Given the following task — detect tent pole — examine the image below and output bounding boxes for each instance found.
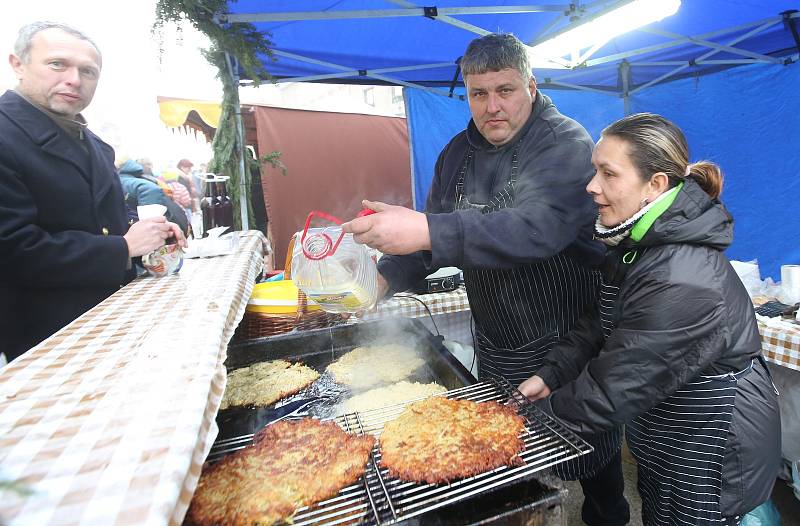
[386,0,490,37]
[587,15,784,68]
[448,58,462,98]
[224,51,249,230]
[620,60,631,115]
[783,10,800,53]
[631,19,779,95]
[640,27,781,64]
[542,79,617,95]
[272,49,459,98]
[223,5,564,23]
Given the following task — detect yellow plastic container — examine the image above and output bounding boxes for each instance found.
[245,280,320,314]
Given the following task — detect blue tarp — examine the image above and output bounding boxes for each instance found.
[404,88,470,210]
[405,60,800,279]
[629,62,800,280]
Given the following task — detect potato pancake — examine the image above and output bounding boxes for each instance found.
[220,359,319,410]
[339,381,447,415]
[380,397,526,484]
[187,419,375,526]
[327,344,424,389]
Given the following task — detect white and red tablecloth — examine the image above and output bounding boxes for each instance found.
[758,317,800,372]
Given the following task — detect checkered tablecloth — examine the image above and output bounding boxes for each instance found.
[0,231,267,526]
[362,285,470,320]
[758,318,800,372]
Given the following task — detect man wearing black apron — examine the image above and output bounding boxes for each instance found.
[343,33,629,525]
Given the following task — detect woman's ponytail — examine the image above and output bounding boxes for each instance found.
[686,161,723,199]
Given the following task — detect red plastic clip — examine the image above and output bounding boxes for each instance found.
[356,208,376,218]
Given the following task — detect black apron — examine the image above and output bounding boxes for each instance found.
[627,370,745,526]
[455,143,620,480]
[607,249,753,525]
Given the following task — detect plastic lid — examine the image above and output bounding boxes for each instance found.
[246,280,320,314]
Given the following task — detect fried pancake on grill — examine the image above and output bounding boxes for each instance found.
[327,344,424,389]
[339,381,447,415]
[380,397,526,484]
[220,359,319,410]
[187,419,375,526]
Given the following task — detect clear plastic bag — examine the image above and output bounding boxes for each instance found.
[291,211,378,314]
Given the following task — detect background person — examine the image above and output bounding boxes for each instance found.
[0,21,184,363]
[177,157,200,210]
[343,33,628,525]
[158,168,193,220]
[520,112,781,525]
[118,159,190,235]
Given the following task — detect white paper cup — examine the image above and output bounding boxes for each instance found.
[137,204,167,220]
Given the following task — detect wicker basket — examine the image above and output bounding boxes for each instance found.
[232,234,342,342]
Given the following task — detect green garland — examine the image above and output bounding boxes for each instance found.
[154,0,275,230]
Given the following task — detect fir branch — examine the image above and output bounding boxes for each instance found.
[258,151,287,176]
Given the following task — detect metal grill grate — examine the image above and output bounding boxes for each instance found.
[206,377,592,525]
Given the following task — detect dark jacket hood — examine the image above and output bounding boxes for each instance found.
[636,178,733,251]
[118,159,144,177]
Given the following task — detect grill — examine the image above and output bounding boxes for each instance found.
[207,376,591,525]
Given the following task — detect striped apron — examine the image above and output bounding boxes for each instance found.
[455,143,621,480]
[606,250,746,525]
[627,368,751,526]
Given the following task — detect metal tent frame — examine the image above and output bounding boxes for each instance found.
[219,1,800,106]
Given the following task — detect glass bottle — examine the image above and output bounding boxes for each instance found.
[215,176,234,230]
[200,175,216,237]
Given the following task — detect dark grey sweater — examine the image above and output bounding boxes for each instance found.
[379,92,603,292]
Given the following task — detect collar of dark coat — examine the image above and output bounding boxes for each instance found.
[0,90,116,206]
[1,90,82,150]
[13,89,88,141]
[465,91,551,151]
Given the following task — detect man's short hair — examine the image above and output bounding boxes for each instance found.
[460,33,532,81]
[177,159,194,169]
[14,21,102,65]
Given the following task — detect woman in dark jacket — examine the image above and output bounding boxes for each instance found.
[520,113,781,525]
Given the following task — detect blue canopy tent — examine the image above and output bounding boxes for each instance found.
[219,1,800,279]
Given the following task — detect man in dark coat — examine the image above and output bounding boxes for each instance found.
[0,22,184,364]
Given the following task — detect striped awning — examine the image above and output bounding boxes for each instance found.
[158,99,222,128]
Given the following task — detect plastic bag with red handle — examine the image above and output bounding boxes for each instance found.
[290,210,378,313]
